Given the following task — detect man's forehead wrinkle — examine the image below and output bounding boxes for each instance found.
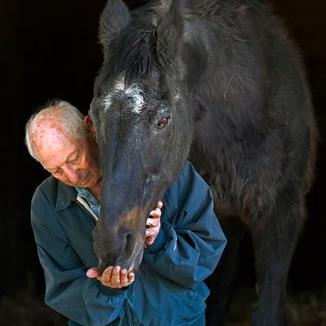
[43,148,77,171]
[38,134,79,171]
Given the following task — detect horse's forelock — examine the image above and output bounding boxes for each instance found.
[112,27,159,82]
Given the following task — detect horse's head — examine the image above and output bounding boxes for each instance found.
[89,0,193,271]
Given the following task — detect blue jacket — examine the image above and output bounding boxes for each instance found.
[31,161,226,326]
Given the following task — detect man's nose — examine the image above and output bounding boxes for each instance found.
[64,166,80,184]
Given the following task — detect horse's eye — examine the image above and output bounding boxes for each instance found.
[157,117,169,129]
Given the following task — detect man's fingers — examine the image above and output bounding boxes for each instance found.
[120,269,128,285]
[99,265,135,288]
[146,217,159,228]
[101,266,113,284]
[127,271,135,284]
[145,236,155,246]
[86,267,101,279]
[149,201,163,217]
[149,209,161,219]
[110,266,121,286]
[146,201,162,246]
[146,225,159,237]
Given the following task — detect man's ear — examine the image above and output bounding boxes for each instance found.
[84,115,97,140]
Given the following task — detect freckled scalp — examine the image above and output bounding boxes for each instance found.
[25,100,87,161]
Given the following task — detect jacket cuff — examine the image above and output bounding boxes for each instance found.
[98,283,128,296]
[145,227,166,253]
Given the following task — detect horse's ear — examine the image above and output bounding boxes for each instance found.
[99,0,130,52]
[156,0,184,70]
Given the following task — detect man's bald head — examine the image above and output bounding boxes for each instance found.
[25,100,87,161]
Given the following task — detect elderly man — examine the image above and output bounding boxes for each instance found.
[26,100,226,326]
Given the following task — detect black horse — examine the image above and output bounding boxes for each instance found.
[89,0,317,325]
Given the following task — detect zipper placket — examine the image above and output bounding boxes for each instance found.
[75,194,99,222]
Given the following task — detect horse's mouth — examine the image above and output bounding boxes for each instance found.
[98,243,144,272]
[118,245,144,272]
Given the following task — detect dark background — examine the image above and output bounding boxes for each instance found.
[0,0,325,324]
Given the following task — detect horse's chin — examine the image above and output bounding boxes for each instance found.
[122,243,144,272]
[99,242,144,273]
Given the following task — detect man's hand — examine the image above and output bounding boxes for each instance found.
[86,200,163,287]
[145,201,163,246]
[86,266,135,289]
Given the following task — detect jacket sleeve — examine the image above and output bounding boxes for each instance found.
[31,188,127,326]
[143,162,227,289]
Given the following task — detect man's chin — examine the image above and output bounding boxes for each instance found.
[67,175,98,189]
[68,179,89,188]
[76,181,90,188]
[75,175,91,188]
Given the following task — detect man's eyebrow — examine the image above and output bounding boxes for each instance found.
[45,150,79,171]
[66,150,79,161]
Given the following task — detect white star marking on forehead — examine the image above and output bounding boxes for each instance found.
[103,74,145,115]
[103,94,113,111]
[125,85,144,114]
[114,75,126,92]
[103,75,126,111]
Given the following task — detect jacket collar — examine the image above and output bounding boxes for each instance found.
[55,179,78,212]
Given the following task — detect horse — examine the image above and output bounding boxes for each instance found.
[88,0,317,325]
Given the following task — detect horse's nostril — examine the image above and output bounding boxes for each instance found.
[125,233,134,253]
